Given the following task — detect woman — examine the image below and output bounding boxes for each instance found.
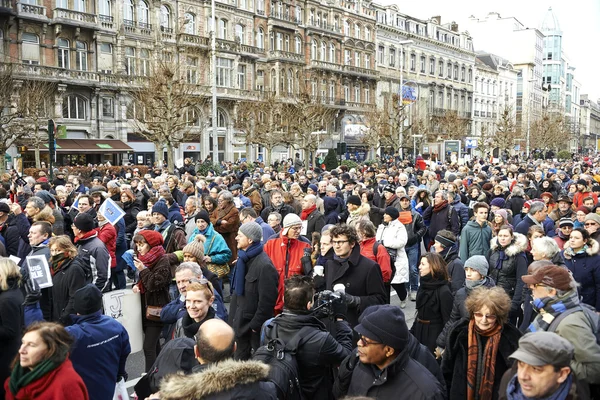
[468,185,487,209]
[411,253,453,353]
[283,191,301,215]
[525,225,545,263]
[173,280,216,339]
[574,206,589,229]
[561,227,600,311]
[540,192,556,214]
[442,287,521,400]
[189,211,232,275]
[376,207,409,307]
[132,230,171,371]
[4,322,88,399]
[209,191,240,267]
[432,230,465,294]
[490,209,511,237]
[487,226,528,322]
[180,234,227,299]
[202,195,217,214]
[121,188,141,239]
[0,259,23,398]
[357,220,392,298]
[289,183,305,204]
[49,236,87,325]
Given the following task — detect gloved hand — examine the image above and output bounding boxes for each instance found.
[343,293,361,309]
[23,278,41,306]
[331,295,347,320]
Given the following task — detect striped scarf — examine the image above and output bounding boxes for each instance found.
[527,289,580,333]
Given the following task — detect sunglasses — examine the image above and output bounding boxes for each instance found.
[358,334,383,347]
[189,278,213,296]
[473,312,497,321]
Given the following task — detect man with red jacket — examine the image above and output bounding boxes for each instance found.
[572,178,598,208]
[264,213,311,314]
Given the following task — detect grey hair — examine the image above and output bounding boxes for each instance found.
[268,212,282,222]
[399,173,408,180]
[219,190,233,202]
[436,190,447,199]
[511,186,524,197]
[528,201,546,215]
[175,262,203,277]
[304,194,317,204]
[27,196,46,210]
[326,185,337,193]
[531,237,560,260]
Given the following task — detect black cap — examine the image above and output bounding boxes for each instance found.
[73,284,103,315]
[74,212,96,232]
[384,206,399,220]
[229,184,242,191]
[355,305,408,349]
[347,195,361,206]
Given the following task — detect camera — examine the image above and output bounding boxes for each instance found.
[313,290,343,319]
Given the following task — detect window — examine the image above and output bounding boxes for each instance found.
[354,23,360,39]
[447,62,452,78]
[216,57,232,87]
[295,36,302,54]
[420,55,425,73]
[125,47,135,75]
[256,0,264,13]
[99,0,111,16]
[76,41,87,71]
[235,24,244,43]
[238,0,245,9]
[184,13,195,34]
[311,80,317,96]
[343,20,349,35]
[309,9,314,25]
[74,0,85,12]
[377,46,384,64]
[365,27,370,41]
[100,42,112,53]
[365,54,370,69]
[56,0,67,8]
[311,40,317,60]
[186,57,198,84]
[276,32,282,50]
[344,49,351,64]
[63,95,86,119]
[354,85,360,102]
[57,38,69,69]
[453,64,458,80]
[295,6,301,23]
[238,64,246,89]
[334,16,339,31]
[429,57,435,74]
[140,49,149,76]
[438,60,443,76]
[22,33,39,65]
[409,53,415,71]
[102,98,114,118]
[320,42,326,61]
[389,48,395,67]
[328,43,335,62]
[218,19,227,39]
[343,84,349,100]
[123,0,133,21]
[354,52,360,67]
[138,0,149,24]
[364,85,370,103]
[160,5,170,29]
[287,70,293,94]
[256,28,264,49]
[284,34,289,51]
[461,66,465,81]
[186,108,200,126]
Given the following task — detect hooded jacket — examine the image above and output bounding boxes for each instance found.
[0,213,30,261]
[562,239,600,311]
[75,233,111,292]
[189,223,232,266]
[487,233,528,310]
[459,220,493,261]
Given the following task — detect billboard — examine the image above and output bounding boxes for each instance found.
[344,124,368,144]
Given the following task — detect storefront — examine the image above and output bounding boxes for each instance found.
[24,139,133,167]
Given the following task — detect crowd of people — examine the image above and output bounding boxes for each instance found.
[0,153,599,399]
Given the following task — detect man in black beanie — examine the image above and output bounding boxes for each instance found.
[73,212,111,292]
[65,284,131,400]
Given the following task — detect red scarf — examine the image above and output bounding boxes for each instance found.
[433,200,449,213]
[466,319,503,400]
[385,194,398,206]
[73,230,97,243]
[300,204,316,220]
[137,246,166,293]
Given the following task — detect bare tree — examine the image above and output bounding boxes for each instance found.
[128,61,206,171]
[435,110,469,141]
[363,93,411,155]
[530,112,571,156]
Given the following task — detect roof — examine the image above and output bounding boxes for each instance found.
[540,7,562,35]
[37,139,133,153]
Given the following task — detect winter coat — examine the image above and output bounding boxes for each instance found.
[4,358,88,400]
[400,207,427,247]
[459,220,493,261]
[0,278,23,399]
[51,256,87,325]
[122,200,141,236]
[0,213,30,260]
[302,208,325,241]
[167,202,184,224]
[160,359,277,400]
[359,237,392,283]
[96,222,117,268]
[451,196,470,228]
[323,197,341,225]
[229,251,279,336]
[23,244,51,320]
[441,319,521,400]
[514,214,542,236]
[423,203,461,242]
[243,186,263,215]
[562,240,600,311]
[324,245,387,327]
[211,202,240,264]
[184,212,198,239]
[138,255,172,327]
[505,195,525,218]
[412,279,453,353]
[345,204,370,228]
[75,233,111,292]
[376,220,409,284]
[159,221,187,255]
[333,348,446,400]
[66,311,131,400]
[442,246,466,295]
[171,188,188,208]
[260,203,295,225]
[190,223,232,266]
[264,312,353,400]
[406,332,446,389]
[487,233,529,312]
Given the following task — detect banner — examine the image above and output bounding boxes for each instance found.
[99,198,126,226]
[26,255,52,289]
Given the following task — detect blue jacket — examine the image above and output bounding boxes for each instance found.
[168,202,184,224]
[66,311,131,400]
[451,196,470,229]
[256,216,276,245]
[189,224,232,265]
[160,293,228,337]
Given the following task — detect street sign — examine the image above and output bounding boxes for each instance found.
[465,139,478,149]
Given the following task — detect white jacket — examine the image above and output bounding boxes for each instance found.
[376,219,409,284]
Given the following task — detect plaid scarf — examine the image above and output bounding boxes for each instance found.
[467,319,503,400]
[527,289,580,333]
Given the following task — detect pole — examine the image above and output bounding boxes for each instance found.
[399,46,404,160]
[211,0,218,164]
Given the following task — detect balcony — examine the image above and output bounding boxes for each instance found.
[342,65,378,79]
[1,0,15,15]
[178,33,209,48]
[124,20,152,36]
[346,101,375,109]
[306,21,342,36]
[16,2,48,22]
[160,26,175,42]
[309,59,342,72]
[99,14,114,29]
[53,8,98,29]
[256,9,265,16]
[215,87,261,100]
[3,63,99,84]
[268,11,298,30]
[269,50,304,63]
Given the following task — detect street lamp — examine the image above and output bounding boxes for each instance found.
[398,39,413,159]
[211,0,218,163]
[526,78,537,157]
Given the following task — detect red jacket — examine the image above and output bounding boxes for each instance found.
[4,358,89,400]
[264,233,311,314]
[572,191,598,208]
[96,223,117,268]
[359,237,392,283]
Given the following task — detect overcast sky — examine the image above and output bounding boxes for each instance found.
[375,0,600,101]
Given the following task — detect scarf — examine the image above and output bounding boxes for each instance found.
[415,274,449,310]
[137,246,166,294]
[494,240,513,270]
[300,204,316,220]
[433,200,449,213]
[466,319,503,400]
[563,244,588,259]
[182,307,215,338]
[73,230,97,244]
[9,357,63,395]
[50,253,70,276]
[385,194,398,206]
[398,211,413,225]
[527,289,580,333]
[465,279,484,289]
[506,372,572,400]
[232,242,263,296]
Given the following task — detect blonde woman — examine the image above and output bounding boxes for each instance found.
[0,258,23,398]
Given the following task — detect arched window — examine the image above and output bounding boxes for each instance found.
[123,0,133,21]
[217,109,227,127]
[287,69,293,94]
[57,38,69,69]
[63,95,87,119]
[99,0,111,16]
[125,46,136,75]
[365,26,371,41]
[311,40,317,60]
[184,13,195,34]
[320,41,325,61]
[354,23,360,39]
[270,69,276,91]
[75,41,87,71]
[328,43,335,62]
[295,36,302,54]
[343,19,349,35]
[137,0,148,24]
[256,28,264,49]
[186,108,201,126]
[218,19,227,39]
[160,5,170,29]
[235,24,244,43]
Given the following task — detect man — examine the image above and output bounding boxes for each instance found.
[300,194,324,240]
[459,202,492,260]
[333,305,445,399]
[584,213,600,242]
[159,319,276,399]
[24,196,46,221]
[230,184,251,210]
[267,212,282,234]
[167,175,188,206]
[522,265,600,385]
[263,275,353,400]
[239,207,274,245]
[515,201,548,236]
[0,201,30,259]
[423,190,461,247]
[162,194,184,224]
[264,213,312,314]
[229,222,278,360]
[66,284,131,400]
[549,196,574,225]
[260,189,295,224]
[77,194,97,219]
[183,196,199,239]
[210,191,240,265]
[26,221,53,320]
[35,190,67,236]
[320,224,386,328]
[152,200,187,254]
[573,178,598,208]
[242,177,262,215]
[73,212,111,292]
[499,331,589,400]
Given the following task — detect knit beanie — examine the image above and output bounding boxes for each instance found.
[152,200,169,219]
[195,210,211,225]
[73,284,103,315]
[74,212,96,232]
[139,230,164,247]
[585,213,600,225]
[347,195,361,207]
[239,221,263,243]
[308,184,318,193]
[577,179,588,186]
[384,207,399,220]
[490,198,506,208]
[283,213,302,228]
[183,235,206,260]
[355,305,408,350]
[464,255,489,277]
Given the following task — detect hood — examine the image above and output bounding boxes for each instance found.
[490,232,528,256]
[563,238,600,259]
[323,197,338,213]
[355,202,370,216]
[160,359,270,400]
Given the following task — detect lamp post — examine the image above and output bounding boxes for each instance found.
[398,39,413,160]
[211,0,218,164]
[526,78,537,157]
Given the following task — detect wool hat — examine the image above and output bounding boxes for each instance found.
[521,265,572,291]
[152,200,169,219]
[239,221,263,243]
[195,210,211,225]
[138,230,164,247]
[183,235,206,260]
[493,209,508,221]
[557,196,572,204]
[510,332,574,368]
[307,184,318,193]
[35,190,56,205]
[0,202,10,214]
[283,213,302,228]
[355,305,409,350]
[74,212,96,232]
[464,255,489,277]
[558,218,574,228]
[585,213,600,225]
[384,206,399,220]
[490,198,506,208]
[576,206,590,215]
[383,185,396,194]
[577,179,588,186]
[73,284,103,315]
[347,195,361,206]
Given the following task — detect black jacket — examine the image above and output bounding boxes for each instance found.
[333,348,446,400]
[487,233,528,313]
[406,333,446,389]
[122,200,141,236]
[51,257,88,324]
[0,213,30,260]
[441,245,465,295]
[260,203,295,225]
[401,208,427,247]
[423,203,461,242]
[171,188,188,208]
[324,245,387,328]
[0,278,23,399]
[303,209,324,241]
[229,251,279,335]
[264,312,352,400]
[412,279,453,353]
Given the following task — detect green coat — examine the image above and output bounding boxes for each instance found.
[458,220,492,261]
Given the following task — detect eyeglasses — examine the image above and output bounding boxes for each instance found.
[585,222,598,226]
[358,334,382,347]
[331,240,349,246]
[473,312,497,321]
[189,278,213,296]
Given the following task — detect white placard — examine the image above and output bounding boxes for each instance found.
[26,255,53,289]
[103,289,144,353]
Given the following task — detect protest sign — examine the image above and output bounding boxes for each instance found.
[26,255,53,289]
[99,197,126,226]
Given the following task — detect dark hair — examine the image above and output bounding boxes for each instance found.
[133,233,148,244]
[270,189,283,199]
[526,225,543,239]
[571,227,591,242]
[36,182,52,191]
[14,322,73,367]
[330,224,359,245]
[473,202,490,213]
[422,253,449,281]
[147,196,158,206]
[195,328,235,363]
[77,194,93,205]
[499,225,515,237]
[239,207,257,219]
[355,220,376,239]
[162,193,175,206]
[436,229,456,243]
[202,195,218,210]
[32,221,53,239]
[284,275,315,312]
[359,189,373,202]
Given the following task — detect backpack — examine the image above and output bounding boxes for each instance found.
[253,322,315,400]
[373,241,397,278]
[447,205,461,233]
[548,303,600,345]
[134,338,197,400]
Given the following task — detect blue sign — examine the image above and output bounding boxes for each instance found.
[399,85,417,104]
[99,198,126,226]
[465,139,478,149]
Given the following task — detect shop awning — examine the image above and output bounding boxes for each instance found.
[37,139,133,153]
